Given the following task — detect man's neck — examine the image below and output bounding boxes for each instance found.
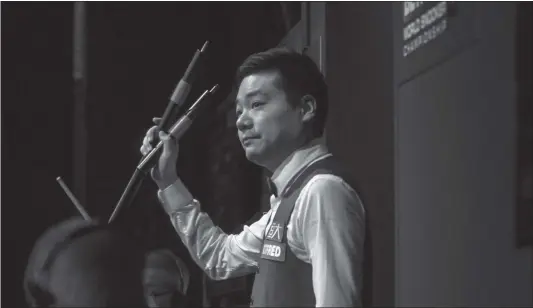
[265,135,312,174]
[263,136,328,198]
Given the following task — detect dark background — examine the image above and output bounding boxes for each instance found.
[1,2,299,307]
[3,2,532,307]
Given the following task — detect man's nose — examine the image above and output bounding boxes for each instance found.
[236,112,252,131]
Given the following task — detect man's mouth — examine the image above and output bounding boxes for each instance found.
[241,136,259,145]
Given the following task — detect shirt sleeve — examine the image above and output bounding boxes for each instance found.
[298,174,366,307]
[158,177,270,280]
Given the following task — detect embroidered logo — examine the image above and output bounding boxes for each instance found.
[266,222,284,242]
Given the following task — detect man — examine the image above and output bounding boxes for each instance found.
[144,248,191,308]
[24,217,147,307]
[141,47,366,307]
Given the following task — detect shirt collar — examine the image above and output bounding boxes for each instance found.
[268,137,330,197]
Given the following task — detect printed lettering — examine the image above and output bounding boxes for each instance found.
[262,244,280,257]
[403,16,447,57]
[272,246,281,257]
[404,1,424,18]
[262,244,272,256]
[260,240,286,262]
[403,1,447,41]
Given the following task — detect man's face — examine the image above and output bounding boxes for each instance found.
[235,70,304,170]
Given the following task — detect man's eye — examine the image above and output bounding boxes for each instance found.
[251,101,264,108]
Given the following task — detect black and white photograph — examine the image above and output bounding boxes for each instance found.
[1,1,532,307]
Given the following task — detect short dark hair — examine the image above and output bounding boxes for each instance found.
[24,217,147,307]
[235,47,328,137]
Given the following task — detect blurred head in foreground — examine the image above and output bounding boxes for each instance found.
[143,248,190,308]
[24,217,147,307]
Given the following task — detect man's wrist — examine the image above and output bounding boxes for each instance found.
[158,176,195,214]
[157,174,179,190]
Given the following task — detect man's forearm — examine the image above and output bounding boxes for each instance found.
[158,178,259,280]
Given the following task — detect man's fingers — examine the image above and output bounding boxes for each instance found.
[147,125,158,136]
[159,131,178,159]
[159,131,171,157]
[153,117,162,125]
[158,131,171,142]
[146,126,160,144]
[142,135,153,149]
[141,125,160,156]
[158,131,176,146]
[150,167,158,182]
[140,145,150,156]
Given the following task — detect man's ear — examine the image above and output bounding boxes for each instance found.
[300,94,317,123]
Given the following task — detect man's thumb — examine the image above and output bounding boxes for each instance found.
[159,131,177,158]
[153,117,162,125]
[150,167,158,182]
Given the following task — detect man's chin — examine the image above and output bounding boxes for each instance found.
[244,148,266,165]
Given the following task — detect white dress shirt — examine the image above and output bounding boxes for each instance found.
[158,139,366,307]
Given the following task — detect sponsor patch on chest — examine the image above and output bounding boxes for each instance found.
[260,240,286,262]
[265,222,284,242]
